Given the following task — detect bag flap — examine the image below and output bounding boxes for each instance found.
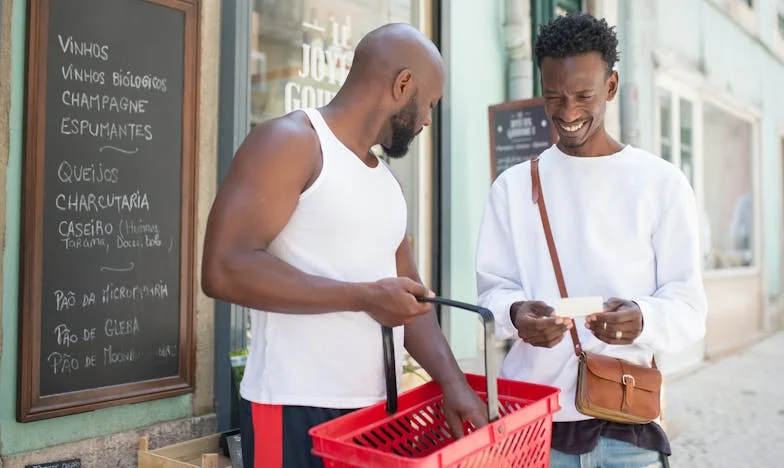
[583,353,661,392]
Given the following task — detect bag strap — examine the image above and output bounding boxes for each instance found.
[531,158,582,357]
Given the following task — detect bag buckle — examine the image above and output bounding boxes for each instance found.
[622,374,635,387]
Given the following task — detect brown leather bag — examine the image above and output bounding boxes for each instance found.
[531,157,661,424]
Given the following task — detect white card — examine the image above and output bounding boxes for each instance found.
[553,296,603,318]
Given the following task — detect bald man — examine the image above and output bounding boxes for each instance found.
[202,23,487,468]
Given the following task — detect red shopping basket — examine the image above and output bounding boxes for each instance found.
[310,297,561,467]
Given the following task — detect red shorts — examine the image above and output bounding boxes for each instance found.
[251,403,355,468]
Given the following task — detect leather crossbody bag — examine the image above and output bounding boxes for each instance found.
[530,157,662,424]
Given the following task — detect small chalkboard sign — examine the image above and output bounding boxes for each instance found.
[488,98,557,180]
[18,0,199,422]
[26,459,81,468]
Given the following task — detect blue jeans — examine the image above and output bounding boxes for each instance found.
[550,437,664,468]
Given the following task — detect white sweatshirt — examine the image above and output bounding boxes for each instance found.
[476,144,707,422]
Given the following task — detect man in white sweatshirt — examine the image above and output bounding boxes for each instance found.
[476,13,707,468]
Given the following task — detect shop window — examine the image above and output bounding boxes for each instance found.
[656,89,695,187]
[702,103,754,270]
[250,0,417,127]
[656,83,757,271]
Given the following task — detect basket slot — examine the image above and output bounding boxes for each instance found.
[387,423,404,439]
[405,437,425,455]
[380,425,397,441]
[360,434,379,449]
[397,442,415,457]
[395,419,413,435]
[387,407,454,458]
[369,430,388,446]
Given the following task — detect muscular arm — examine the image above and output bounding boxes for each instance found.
[202,114,366,313]
[202,113,430,326]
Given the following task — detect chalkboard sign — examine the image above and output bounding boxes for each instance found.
[18,0,198,422]
[488,98,557,180]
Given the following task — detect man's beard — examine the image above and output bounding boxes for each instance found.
[382,95,419,159]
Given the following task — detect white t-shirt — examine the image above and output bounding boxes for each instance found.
[476,144,707,422]
[240,108,407,409]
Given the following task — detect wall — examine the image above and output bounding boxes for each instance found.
[0,0,220,464]
[445,0,506,362]
[621,0,784,355]
[655,0,784,304]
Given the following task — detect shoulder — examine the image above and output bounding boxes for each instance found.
[227,110,322,184]
[239,110,320,159]
[624,146,691,189]
[622,147,696,214]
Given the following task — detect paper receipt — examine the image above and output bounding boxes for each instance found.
[553,296,603,318]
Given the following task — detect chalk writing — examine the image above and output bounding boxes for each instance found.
[57,34,109,61]
[59,117,153,140]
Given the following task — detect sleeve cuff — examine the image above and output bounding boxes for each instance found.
[633,298,657,348]
[489,292,528,339]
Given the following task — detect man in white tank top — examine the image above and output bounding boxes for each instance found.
[203,23,487,468]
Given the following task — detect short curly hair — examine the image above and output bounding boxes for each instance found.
[534,13,619,75]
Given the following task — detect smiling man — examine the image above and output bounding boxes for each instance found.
[475,13,706,468]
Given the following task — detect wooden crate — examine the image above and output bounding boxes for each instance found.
[138,434,233,468]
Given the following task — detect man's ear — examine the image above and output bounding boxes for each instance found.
[606,70,619,101]
[393,69,413,101]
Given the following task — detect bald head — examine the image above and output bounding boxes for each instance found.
[348,23,444,84]
[328,23,445,159]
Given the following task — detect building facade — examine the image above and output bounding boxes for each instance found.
[0,0,782,466]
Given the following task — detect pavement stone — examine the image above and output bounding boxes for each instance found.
[666,331,784,467]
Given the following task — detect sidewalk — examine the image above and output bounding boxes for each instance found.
[665,331,784,467]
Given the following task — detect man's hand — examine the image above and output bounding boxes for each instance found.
[511,301,573,348]
[442,381,488,438]
[362,278,433,327]
[585,298,643,345]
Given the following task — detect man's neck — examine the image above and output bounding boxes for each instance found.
[321,98,384,161]
[558,130,624,158]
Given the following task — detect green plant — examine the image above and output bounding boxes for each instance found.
[402,354,428,382]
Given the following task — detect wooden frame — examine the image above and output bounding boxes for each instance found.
[138,434,229,468]
[487,97,557,181]
[18,0,200,422]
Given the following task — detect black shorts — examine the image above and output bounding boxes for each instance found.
[252,402,356,468]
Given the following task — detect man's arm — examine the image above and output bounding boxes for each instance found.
[630,173,708,353]
[398,238,488,435]
[476,175,529,339]
[588,172,707,351]
[201,113,429,326]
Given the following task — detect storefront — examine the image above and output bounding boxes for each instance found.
[625,0,784,372]
[3,0,781,465]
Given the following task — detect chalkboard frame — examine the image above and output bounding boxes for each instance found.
[17,0,199,422]
[487,97,558,181]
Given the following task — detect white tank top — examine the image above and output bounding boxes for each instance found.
[239,108,408,408]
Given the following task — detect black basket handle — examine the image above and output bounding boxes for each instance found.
[383,296,500,422]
